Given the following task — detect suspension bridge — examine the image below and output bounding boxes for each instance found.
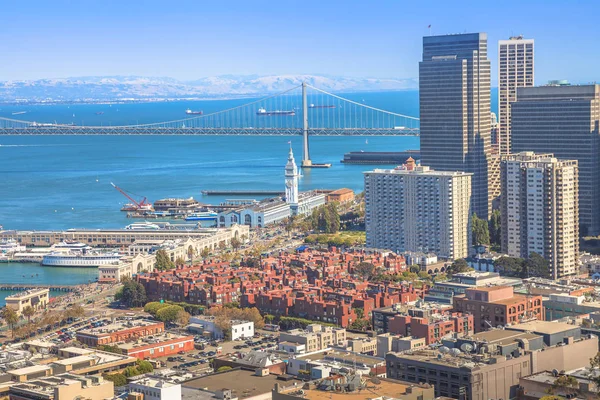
[0,83,419,166]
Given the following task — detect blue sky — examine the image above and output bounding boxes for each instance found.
[1,0,598,84]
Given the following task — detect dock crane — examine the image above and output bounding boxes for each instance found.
[111,182,153,211]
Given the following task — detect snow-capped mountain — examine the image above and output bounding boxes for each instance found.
[0,74,418,102]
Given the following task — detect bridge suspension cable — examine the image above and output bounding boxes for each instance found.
[0,83,419,136]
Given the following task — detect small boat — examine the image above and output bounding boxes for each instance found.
[95,112,104,115]
[365,139,369,144]
[12,111,26,115]
[256,108,295,116]
[185,109,203,115]
[308,104,336,109]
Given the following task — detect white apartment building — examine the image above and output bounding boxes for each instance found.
[364,160,472,260]
[189,316,254,340]
[498,36,534,155]
[500,152,579,279]
[129,377,181,400]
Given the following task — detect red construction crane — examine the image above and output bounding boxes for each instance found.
[111,182,152,211]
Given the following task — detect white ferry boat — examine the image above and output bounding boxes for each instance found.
[185,212,218,221]
[42,250,122,267]
[125,222,161,230]
[51,241,90,251]
[0,239,26,254]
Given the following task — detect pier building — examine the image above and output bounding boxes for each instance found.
[0,224,248,249]
[5,288,49,315]
[217,148,326,228]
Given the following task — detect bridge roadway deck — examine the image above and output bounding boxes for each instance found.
[0,127,419,136]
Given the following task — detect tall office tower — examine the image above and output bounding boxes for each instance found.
[364,160,472,260]
[498,36,534,155]
[420,33,492,220]
[500,152,579,279]
[511,84,600,235]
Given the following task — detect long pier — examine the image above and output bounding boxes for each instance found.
[0,284,77,292]
[201,190,284,196]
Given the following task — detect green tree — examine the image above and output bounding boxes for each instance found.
[155,249,175,271]
[354,307,364,320]
[123,366,140,378]
[175,256,186,266]
[98,344,123,354]
[418,271,431,280]
[409,265,421,274]
[217,366,232,373]
[494,256,525,277]
[64,304,85,320]
[201,247,210,258]
[525,252,550,279]
[187,246,196,262]
[118,280,147,308]
[144,302,168,316]
[230,236,242,250]
[349,318,371,331]
[550,375,579,397]
[489,210,501,246]
[472,213,490,246]
[284,215,296,237]
[136,360,154,374]
[354,262,375,280]
[155,305,186,323]
[103,373,127,387]
[589,352,600,386]
[447,259,470,276]
[22,306,35,324]
[0,307,19,338]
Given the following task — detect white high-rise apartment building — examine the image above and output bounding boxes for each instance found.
[364,159,472,260]
[500,152,579,279]
[498,36,534,155]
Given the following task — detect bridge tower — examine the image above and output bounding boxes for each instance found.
[301,82,311,167]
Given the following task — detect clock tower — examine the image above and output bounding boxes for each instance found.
[285,144,299,215]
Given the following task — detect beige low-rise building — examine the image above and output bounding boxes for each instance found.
[9,373,113,400]
[279,325,346,353]
[5,288,49,315]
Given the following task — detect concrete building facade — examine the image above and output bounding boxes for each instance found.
[500,152,579,278]
[453,286,544,332]
[419,32,492,219]
[5,288,49,315]
[365,163,472,260]
[498,36,534,155]
[511,84,600,235]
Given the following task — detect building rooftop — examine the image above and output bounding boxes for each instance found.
[9,364,52,376]
[182,368,282,397]
[131,377,179,389]
[298,350,384,368]
[329,188,353,195]
[508,320,578,335]
[52,355,95,366]
[470,329,540,345]
[297,378,427,400]
[77,319,161,337]
[5,288,49,300]
[117,332,191,350]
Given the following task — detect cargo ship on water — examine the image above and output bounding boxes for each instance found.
[256,108,295,116]
[185,109,203,115]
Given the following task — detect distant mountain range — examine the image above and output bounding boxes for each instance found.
[0,75,418,103]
